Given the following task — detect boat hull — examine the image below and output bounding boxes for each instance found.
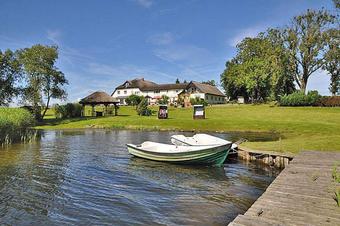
[127,144,230,166]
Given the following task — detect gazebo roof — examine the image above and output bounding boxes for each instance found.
[79,91,119,104]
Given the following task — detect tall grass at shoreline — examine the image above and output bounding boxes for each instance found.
[0,108,36,146]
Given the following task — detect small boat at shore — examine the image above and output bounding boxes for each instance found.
[126,141,231,166]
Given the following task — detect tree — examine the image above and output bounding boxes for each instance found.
[0,49,22,106]
[283,9,336,93]
[136,98,151,116]
[220,60,249,100]
[202,80,216,86]
[221,31,295,102]
[175,78,180,84]
[158,95,169,105]
[323,28,340,95]
[18,44,68,120]
[125,94,143,108]
[183,80,188,83]
[262,29,296,99]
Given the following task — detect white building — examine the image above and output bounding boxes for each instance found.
[183,81,226,104]
[111,78,226,105]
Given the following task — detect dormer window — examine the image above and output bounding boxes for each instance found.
[125,83,129,88]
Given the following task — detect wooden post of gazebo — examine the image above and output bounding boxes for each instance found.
[104,104,108,116]
[91,104,95,117]
[79,91,120,117]
[114,104,118,116]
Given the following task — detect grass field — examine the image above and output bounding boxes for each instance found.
[36,105,340,154]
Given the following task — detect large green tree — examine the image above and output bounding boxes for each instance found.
[221,30,295,102]
[323,28,340,95]
[18,45,68,120]
[283,9,336,93]
[0,49,22,106]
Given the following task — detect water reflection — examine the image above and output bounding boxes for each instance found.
[0,130,279,226]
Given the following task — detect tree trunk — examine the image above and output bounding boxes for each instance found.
[300,73,309,94]
[41,95,51,120]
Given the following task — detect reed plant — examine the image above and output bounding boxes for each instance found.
[335,189,340,207]
[0,107,36,146]
[332,163,340,207]
[332,163,340,183]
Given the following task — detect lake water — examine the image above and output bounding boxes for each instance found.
[0,130,279,226]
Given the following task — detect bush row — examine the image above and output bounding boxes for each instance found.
[317,96,340,107]
[54,103,82,119]
[279,91,340,107]
[279,91,321,106]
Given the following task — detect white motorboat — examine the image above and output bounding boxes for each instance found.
[126,141,232,166]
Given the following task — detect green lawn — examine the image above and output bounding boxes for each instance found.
[36,105,340,154]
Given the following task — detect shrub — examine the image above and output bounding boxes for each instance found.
[190,97,208,106]
[0,107,36,145]
[317,96,340,107]
[125,94,143,107]
[54,103,82,119]
[136,98,152,116]
[158,95,169,105]
[279,90,321,106]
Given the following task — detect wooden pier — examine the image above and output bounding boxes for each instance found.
[229,151,340,226]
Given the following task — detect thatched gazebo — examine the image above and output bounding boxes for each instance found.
[79,91,119,117]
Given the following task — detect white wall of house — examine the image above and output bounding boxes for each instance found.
[189,93,205,100]
[112,88,141,104]
[112,88,184,104]
[189,93,224,104]
[112,88,141,97]
[205,94,225,104]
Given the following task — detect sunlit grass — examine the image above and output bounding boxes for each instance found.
[36,104,340,153]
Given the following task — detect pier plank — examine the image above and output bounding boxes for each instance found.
[228,151,340,226]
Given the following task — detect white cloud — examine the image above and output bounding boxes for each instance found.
[47,29,62,45]
[228,24,268,47]
[135,0,153,8]
[87,63,178,81]
[147,32,175,45]
[0,34,33,50]
[153,44,212,64]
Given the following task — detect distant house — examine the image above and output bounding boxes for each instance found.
[111,78,226,105]
[179,81,226,106]
[111,78,187,105]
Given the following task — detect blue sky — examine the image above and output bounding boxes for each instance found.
[0,0,336,102]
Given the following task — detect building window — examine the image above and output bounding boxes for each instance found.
[124,90,127,94]
[135,91,140,95]
[117,91,120,94]
[154,90,160,93]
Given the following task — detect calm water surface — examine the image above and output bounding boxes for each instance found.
[0,130,279,226]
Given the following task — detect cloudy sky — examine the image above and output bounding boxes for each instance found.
[0,0,336,102]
